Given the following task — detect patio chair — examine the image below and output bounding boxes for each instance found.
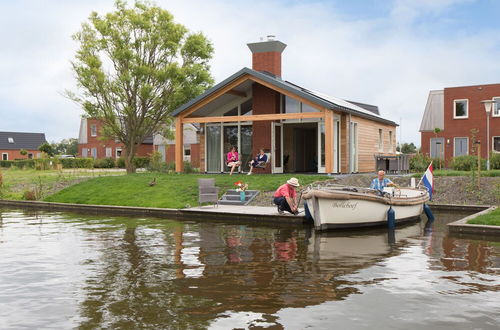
[254,152,271,171]
[198,178,219,207]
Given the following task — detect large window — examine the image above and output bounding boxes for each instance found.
[453,99,468,119]
[281,95,320,123]
[493,97,500,117]
[90,124,97,137]
[493,136,500,153]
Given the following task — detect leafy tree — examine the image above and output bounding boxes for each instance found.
[399,142,417,154]
[67,1,214,173]
[52,138,79,155]
[39,142,55,157]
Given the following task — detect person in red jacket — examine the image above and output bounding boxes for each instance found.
[273,177,300,215]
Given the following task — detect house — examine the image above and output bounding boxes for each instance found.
[78,118,154,159]
[78,118,201,167]
[172,37,398,174]
[0,131,46,160]
[420,83,500,165]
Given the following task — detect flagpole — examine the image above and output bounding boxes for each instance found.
[417,160,433,187]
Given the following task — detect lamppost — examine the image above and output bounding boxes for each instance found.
[480,100,494,171]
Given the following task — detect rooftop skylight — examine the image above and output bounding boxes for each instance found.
[8,137,14,143]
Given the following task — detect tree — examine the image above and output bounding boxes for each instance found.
[67,1,214,173]
[52,138,79,155]
[399,142,417,154]
[39,142,55,157]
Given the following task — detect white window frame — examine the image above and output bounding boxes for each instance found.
[493,136,500,153]
[492,97,500,117]
[82,148,88,158]
[378,129,383,152]
[453,137,469,157]
[2,153,8,160]
[453,99,468,119]
[115,148,122,158]
[90,124,97,137]
[91,147,97,159]
[105,147,112,158]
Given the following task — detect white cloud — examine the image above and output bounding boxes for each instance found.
[0,0,499,145]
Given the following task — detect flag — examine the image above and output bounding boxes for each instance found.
[421,163,434,200]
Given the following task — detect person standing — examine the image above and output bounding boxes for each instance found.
[226,146,241,175]
[273,178,300,215]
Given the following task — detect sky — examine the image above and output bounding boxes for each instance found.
[1,0,500,146]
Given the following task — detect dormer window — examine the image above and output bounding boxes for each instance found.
[8,137,14,143]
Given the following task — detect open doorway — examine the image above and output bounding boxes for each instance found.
[283,123,318,172]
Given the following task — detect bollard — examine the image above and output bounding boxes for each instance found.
[423,204,434,222]
[304,203,313,222]
[387,207,395,229]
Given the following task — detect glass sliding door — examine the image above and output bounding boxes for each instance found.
[206,125,222,172]
[223,125,239,172]
[240,125,253,171]
[334,118,340,173]
[318,122,325,173]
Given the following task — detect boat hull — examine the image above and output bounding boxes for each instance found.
[303,187,429,230]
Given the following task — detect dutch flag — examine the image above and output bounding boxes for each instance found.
[420,163,434,200]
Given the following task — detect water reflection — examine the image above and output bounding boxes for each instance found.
[0,208,498,329]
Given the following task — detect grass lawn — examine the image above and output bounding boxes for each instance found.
[0,168,125,200]
[467,208,500,226]
[411,169,500,177]
[43,173,332,209]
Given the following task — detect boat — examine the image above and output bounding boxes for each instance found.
[302,185,429,230]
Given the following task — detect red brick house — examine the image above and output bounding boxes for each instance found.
[420,84,500,165]
[0,131,46,160]
[78,118,201,167]
[172,37,398,174]
[78,118,154,159]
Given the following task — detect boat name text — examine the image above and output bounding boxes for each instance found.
[331,201,358,210]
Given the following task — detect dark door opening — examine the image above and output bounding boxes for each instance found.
[283,123,317,173]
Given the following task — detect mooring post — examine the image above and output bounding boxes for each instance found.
[423,204,434,222]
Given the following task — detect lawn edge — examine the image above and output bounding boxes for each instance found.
[447,205,499,236]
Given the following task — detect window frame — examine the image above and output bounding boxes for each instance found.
[90,124,97,137]
[453,137,469,157]
[378,129,383,152]
[492,97,500,117]
[493,136,500,153]
[2,153,8,161]
[453,99,469,119]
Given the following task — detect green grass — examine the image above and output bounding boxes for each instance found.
[467,208,500,226]
[411,169,500,178]
[0,168,125,199]
[43,173,332,209]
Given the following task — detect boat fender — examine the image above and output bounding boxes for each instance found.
[304,203,313,222]
[387,207,396,229]
[423,204,435,222]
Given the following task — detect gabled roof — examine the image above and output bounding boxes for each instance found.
[172,67,397,126]
[0,131,47,150]
[419,90,444,132]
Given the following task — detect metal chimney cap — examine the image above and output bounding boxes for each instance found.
[247,39,287,54]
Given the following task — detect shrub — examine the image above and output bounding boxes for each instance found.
[94,157,115,168]
[23,189,37,200]
[60,157,94,169]
[450,155,486,171]
[409,153,433,172]
[183,161,198,174]
[148,151,163,172]
[133,157,150,169]
[490,153,500,170]
[34,158,51,170]
[116,158,126,168]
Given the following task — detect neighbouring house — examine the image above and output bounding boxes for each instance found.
[78,118,201,167]
[78,118,154,159]
[0,131,46,160]
[172,37,398,174]
[420,83,500,165]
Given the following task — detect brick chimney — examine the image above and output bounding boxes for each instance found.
[247,36,287,77]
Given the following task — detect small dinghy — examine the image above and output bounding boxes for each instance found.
[302,185,429,230]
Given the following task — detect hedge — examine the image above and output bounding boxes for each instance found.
[449,155,487,171]
[59,158,94,169]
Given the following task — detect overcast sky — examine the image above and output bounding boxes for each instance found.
[1,0,499,146]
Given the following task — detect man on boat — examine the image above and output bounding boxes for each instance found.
[370,170,395,191]
[273,178,300,215]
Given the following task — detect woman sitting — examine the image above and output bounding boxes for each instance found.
[226,146,241,175]
[247,149,268,175]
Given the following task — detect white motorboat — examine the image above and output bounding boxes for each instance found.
[302,185,430,230]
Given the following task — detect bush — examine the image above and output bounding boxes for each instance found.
[23,189,37,200]
[490,153,500,170]
[34,158,51,170]
[409,153,433,172]
[94,157,116,168]
[133,157,150,169]
[59,157,94,169]
[148,151,163,172]
[450,155,486,171]
[183,161,198,174]
[116,158,126,168]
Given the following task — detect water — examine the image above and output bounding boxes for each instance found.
[0,208,498,329]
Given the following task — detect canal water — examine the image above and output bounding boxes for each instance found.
[0,208,498,329]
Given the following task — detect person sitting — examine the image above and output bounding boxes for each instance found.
[370,170,395,191]
[226,146,241,176]
[247,149,268,175]
[273,177,300,215]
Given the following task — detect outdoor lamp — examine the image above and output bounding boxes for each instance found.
[480,100,494,171]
